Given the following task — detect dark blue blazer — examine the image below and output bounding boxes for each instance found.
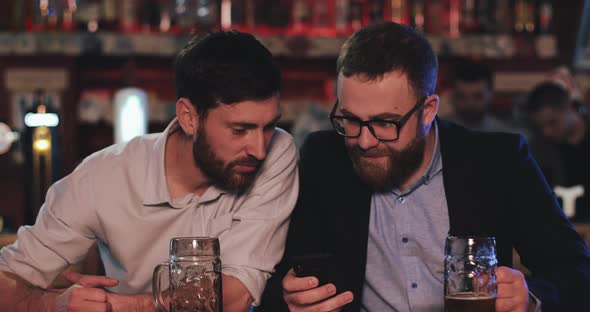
[259,119,590,311]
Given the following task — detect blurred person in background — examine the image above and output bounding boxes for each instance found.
[291,80,336,149]
[524,69,590,222]
[446,58,518,133]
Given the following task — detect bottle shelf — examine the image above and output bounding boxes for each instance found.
[0,31,557,60]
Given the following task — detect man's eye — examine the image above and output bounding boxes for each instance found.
[373,121,395,128]
[264,124,277,132]
[231,128,247,135]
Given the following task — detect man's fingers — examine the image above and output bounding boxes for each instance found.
[63,271,83,284]
[285,283,337,305]
[67,300,111,312]
[496,266,520,284]
[495,266,529,312]
[495,296,521,312]
[63,271,119,288]
[311,291,354,312]
[70,287,109,303]
[283,268,319,293]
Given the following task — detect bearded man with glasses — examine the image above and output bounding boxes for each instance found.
[259,21,590,312]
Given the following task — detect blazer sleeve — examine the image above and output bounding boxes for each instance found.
[258,132,325,311]
[507,135,590,311]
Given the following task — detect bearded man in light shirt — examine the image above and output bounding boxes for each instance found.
[0,30,298,311]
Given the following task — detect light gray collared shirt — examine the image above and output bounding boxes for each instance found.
[0,119,299,305]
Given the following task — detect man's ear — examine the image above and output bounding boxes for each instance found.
[422,94,440,125]
[176,98,199,137]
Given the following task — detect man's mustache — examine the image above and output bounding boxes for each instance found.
[350,145,391,158]
[230,156,263,168]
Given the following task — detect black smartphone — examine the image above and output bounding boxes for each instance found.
[291,253,334,286]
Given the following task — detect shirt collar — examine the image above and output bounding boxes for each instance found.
[393,122,443,195]
[143,118,227,207]
[143,118,178,206]
[422,122,443,185]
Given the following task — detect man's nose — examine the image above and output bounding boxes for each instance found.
[357,126,380,151]
[247,131,267,161]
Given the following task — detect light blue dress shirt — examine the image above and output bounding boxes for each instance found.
[361,126,449,312]
[360,125,541,311]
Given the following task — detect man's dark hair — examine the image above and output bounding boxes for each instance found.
[524,81,569,114]
[336,21,438,98]
[453,58,494,90]
[174,30,281,117]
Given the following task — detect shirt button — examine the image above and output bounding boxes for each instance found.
[398,197,405,203]
[402,237,409,243]
[411,283,418,289]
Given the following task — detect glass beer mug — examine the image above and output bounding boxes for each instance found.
[153,237,223,312]
[444,236,497,312]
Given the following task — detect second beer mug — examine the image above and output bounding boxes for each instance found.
[444,236,497,312]
[153,237,222,312]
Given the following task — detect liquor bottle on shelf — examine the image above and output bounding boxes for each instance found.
[410,0,425,33]
[101,0,119,31]
[424,0,444,35]
[46,0,62,31]
[73,0,101,32]
[30,0,62,31]
[514,0,535,33]
[291,0,311,32]
[494,0,512,34]
[221,0,247,30]
[243,0,270,33]
[174,0,195,33]
[194,0,219,32]
[460,0,479,34]
[119,0,139,32]
[268,0,290,32]
[350,0,365,31]
[448,0,460,37]
[334,0,351,34]
[537,0,553,34]
[4,1,26,31]
[311,0,330,28]
[139,0,162,32]
[159,0,174,32]
[476,0,494,33]
[389,0,409,25]
[368,0,385,23]
[61,0,77,31]
[311,0,335,36]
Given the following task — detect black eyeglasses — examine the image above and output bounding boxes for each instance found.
[329,96,427,142]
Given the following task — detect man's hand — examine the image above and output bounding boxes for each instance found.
[496,266,535,312]
[51,271,120,312]
[62,271,119,289]
[282,268,353,312]
[60,271,156,312]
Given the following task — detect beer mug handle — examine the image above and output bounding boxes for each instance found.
[152,262,170,312]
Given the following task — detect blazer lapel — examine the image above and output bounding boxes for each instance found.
[438,118,480,236]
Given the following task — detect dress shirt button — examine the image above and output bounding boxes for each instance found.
[411,283,418,289]
[398,197,405,203]
[402,237,409,243]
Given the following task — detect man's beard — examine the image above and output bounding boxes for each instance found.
[347,121,426,191]
[193,126,262,192]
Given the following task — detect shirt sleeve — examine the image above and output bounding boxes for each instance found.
[219,129,299,306]
[0,163,99,288]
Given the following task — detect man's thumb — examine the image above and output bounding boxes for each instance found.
[62,270,119,288]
